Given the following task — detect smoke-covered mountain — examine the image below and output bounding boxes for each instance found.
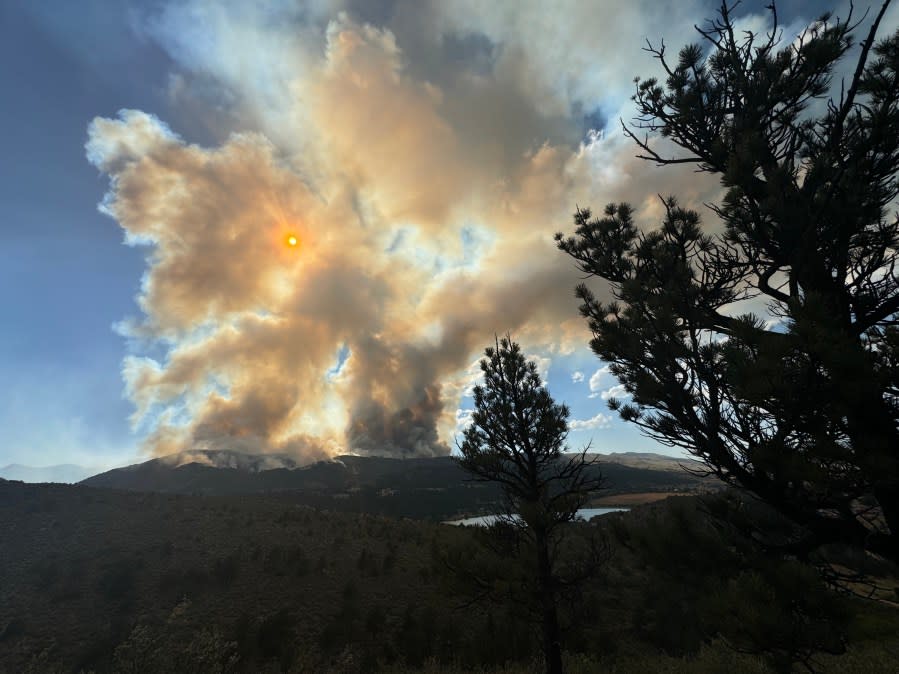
[81,451,345,494]
[80,450,712,506]
[148,449,301,472]
[0,464,99,484]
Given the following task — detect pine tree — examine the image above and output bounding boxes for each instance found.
[557,2,899,567]
[457,336,605,674]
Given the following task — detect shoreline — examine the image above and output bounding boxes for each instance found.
[588,491,690,508]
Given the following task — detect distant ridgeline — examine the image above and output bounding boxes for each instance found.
[0,464,99,484]
[77,450,718,521]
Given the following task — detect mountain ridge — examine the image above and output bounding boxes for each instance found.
[78,449,718,521]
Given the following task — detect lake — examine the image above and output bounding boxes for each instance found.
[445,507,628,526]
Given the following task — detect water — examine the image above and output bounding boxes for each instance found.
[445,507,628,526]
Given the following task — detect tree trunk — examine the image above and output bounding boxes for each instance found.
[794,288,899,562]
[535,528,563,674]
[874,483,899,558]
[841,361,899,562]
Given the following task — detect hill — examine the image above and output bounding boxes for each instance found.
[80,450,717,520]
[589,452,705,472]
[1,479,896,673]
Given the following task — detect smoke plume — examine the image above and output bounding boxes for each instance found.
[87,1,724,460]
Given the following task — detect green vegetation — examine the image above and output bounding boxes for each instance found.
[1,480,896,672]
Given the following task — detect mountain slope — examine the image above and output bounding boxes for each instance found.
[82,453,348,494]
[79,450,717,521]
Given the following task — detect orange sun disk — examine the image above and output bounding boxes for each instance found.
[286,234,299,247]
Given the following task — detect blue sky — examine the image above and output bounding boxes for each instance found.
[0,0,881,468]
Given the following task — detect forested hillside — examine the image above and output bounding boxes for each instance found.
[77,451,715,521]
[1,480,896,673]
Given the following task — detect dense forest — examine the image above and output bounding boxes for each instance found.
[1,478,897,673]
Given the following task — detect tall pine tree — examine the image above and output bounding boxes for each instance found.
[557,2,899,567]
[457,337,604,674]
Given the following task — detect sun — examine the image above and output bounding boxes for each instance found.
[286,235,298,247]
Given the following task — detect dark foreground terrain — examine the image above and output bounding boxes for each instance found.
[1,478,897,673]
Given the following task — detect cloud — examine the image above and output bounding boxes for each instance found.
[569,412,612,431]
[526,353,552,382]
[88,1,764,461]
[455,408,475,433]
[600,384,630,401]
[588,366,611,398]
[571,371,584,383]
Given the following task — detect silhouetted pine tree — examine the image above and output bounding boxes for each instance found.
[557,2,899,568]
[457,336,605,674]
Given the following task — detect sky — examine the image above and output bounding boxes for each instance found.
[1,0,894,470]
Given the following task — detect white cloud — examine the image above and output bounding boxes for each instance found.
[455,408,475,432]
[601,384,630,401]
[447,358,484,399]
[433,0,709,119]
[526,353,552,382]
[588,365,611,397]
[571,371,584,383]
[569,412,612,430]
